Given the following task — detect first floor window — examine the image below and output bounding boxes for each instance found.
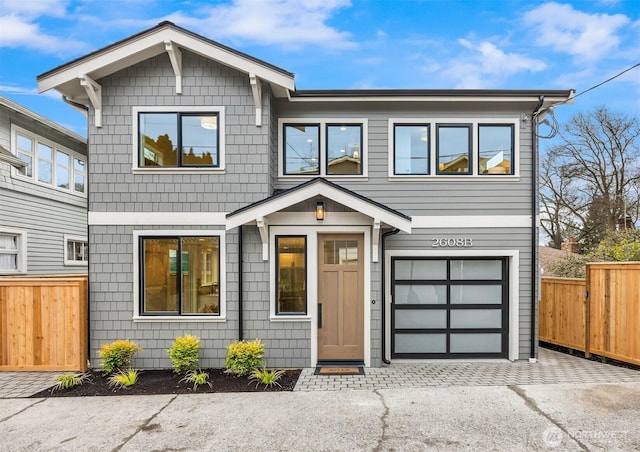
[276,236,307,314]
[141,236,220,315]
[65,236,88,265]
[0,232,25,273]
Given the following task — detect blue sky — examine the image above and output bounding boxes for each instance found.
[0,0,638,140]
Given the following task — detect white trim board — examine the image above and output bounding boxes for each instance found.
[89,212,226,226]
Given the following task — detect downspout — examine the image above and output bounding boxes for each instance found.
[63,95,92,367]
[530,96,545,363]
[381,228,400,364]
[238,225,244,341]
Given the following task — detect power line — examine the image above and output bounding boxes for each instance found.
[572,62,640,101]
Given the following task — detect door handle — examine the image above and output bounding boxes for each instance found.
[318,303,322,328]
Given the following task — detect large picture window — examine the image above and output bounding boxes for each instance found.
[13,126,86,195]
[394,124,429,175]
[276,236,307,315]
[479,124,514,175]
[281,119,366,177]
[437,124,472,175]
[139,112,219,168]
[140,236,220,315]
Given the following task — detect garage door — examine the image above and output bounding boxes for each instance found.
[392,257,508,358]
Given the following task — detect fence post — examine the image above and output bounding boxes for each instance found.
[584,263,591,358]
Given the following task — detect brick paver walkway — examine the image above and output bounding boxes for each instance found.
[293,348,640,391]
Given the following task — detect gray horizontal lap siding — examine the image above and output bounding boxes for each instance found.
[0,104,87,275]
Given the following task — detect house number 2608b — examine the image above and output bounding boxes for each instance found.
[431,238,473,248]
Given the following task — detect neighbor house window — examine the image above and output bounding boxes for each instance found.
[479,124,514,175]
[13,126,86,195]
[281,119,367,177]
[276,236,307,314]
[283,124,320,175]
[140,236,220,315]
[437,124,472,175]
[0,230,26,274]
[138,112,219,168]
[394,124,429,175]
[64,235,88,266]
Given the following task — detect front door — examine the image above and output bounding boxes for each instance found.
[317,234,364,360]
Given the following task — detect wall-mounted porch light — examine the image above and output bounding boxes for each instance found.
[316,201,325,221]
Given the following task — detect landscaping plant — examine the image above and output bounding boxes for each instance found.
[249,367,286,389]
[167,334,201,374]
[224,339,265,376]
[99,339,142,374]
[51,373,91,392]
[180,369,212,391]
[107,369,140,389]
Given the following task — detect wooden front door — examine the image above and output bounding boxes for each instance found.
[317,234,364,360]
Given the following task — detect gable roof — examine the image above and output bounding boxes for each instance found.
[0,145,25,169]
[37,21,296,102]
[226,178,412,232]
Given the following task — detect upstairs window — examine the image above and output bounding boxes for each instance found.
[138,112,220,168]
[13,126,86,195]
[479,124,514,175]
[394,124,430,175]
[437,124,472,175]
[281,119,367,177]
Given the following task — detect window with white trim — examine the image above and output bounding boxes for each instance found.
[12,126,86,194]
[0,230,26,274]
[280,119,367,177]
[390,118,518,177]
[133,107,225,172]
[64,235,88,266]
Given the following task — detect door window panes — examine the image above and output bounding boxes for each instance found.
[451,260,502,280]
[395,284,447,304]
[323,240,358,265]
[395,259,446,280]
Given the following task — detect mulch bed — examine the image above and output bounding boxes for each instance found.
[31,369,301,397]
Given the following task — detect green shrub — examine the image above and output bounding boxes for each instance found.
[99,340,142,374]
[51,373,91,392]
[180,369,212,391]
[249,367,286,389]
[224,339,264,376]
[167,335,201,374]
[107,369,140,389]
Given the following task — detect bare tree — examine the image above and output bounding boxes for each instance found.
[540,107,640,250]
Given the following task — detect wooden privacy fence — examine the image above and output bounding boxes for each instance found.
[540,262,640,366]
[0,275,88,371]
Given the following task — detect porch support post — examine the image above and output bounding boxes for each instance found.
[372,218,381,262]
[256,216,268,260]
[79,74,102,128]
[164,40,183,94]
[249,73,262,127]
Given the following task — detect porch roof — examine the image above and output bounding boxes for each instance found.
[226,178,412,233]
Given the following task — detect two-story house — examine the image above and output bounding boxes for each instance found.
[37,22,573,369]
[0,96,88,276]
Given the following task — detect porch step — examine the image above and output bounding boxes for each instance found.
[314,361,365,376]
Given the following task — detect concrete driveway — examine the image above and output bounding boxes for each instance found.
[1,382,639,451]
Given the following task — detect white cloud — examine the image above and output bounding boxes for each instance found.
[0,14,85,54]
[0,0,70,18]
[162,0,355,50]
[523,2,630,61]
[0,84,60,99]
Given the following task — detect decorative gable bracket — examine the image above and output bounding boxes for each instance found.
[256,216,269,260]
[372,218,381,263]
[79,74,102,128]
[249,73,262,127]
[164,40,182,95]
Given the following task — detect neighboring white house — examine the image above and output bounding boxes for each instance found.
[37,22,574,369]
[0,95,88,275]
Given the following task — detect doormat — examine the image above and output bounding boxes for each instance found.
[314,366,364,376]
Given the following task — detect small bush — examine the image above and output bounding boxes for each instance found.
[99,340,142,374]
[168,335,201,374]
[249,367,286,389]
[224,339,265,376]
[51,373,91,392]
[180,370,212,391]
[107,369,140,389]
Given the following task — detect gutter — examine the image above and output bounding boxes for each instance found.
[238,225,244,341]
[381,228,400,364]
[530,96,545,363]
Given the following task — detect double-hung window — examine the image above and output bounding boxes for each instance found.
[276,236,307,315]
[281,119,367,177]
[0,230,26,274]
[12,126,86,195]
[390,119,517,177]
[139,235,221,316]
